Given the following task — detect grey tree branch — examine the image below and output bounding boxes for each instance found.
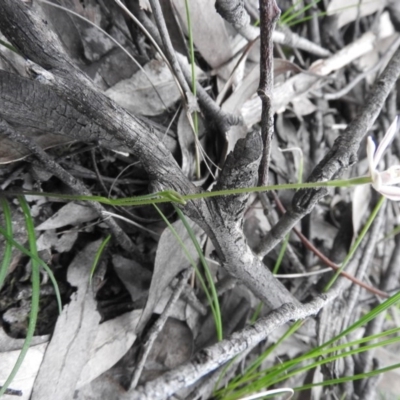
[256,46,400,256]
[121,292,339,400]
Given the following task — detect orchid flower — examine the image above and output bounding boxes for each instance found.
[367,116,400,200]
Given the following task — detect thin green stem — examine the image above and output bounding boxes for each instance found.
[0,197,40,396]
[174,206,223,340]
[153,204,222,340]
[2,176,372,207]
[89,234,111,284]
[0,197,13,291]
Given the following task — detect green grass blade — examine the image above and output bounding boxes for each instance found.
[0,225,62,314]
[294,361,400,392]
[0,197,13,290]
[0,197,40,396]
[280,0,320,26]
[174,205,223,341]
[89,234,111,284]
[153,204,223,340]
[324,196,385,291]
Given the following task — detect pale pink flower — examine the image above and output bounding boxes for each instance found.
[367,116,400,200]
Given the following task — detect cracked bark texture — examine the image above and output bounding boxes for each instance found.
[0,0,297,310]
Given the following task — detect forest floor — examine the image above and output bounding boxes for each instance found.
[1,1,400,399]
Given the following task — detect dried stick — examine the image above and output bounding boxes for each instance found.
[148,0,191,100]
[129,269,191,390]
[258,0,280,186]
[215,0,330,57]
[121,292,339,400]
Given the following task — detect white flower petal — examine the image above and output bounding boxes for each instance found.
[371,171,383,190]
[380,166,400,185]
[377,185,400,201]
[367,137,377,173]
[373,116,400,167]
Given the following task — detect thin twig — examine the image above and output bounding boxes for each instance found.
[148,0,191,100]
[258,0,280,186]
[270,193,389,298]
[129,268,191,390]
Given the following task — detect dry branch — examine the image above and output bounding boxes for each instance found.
[122,293,338,400]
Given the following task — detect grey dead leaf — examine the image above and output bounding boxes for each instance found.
[41,0,83,62]
[222,59,303,116]
[105,58,204,117]
[35,202,98,231]
[136,218,203,334]
[0,134,75,165]
[31,240,102,400]
[222,58,303,156]
[76,309,142,389]
[0,343,48,400]
[352,184,371,236]
[243,201,271,250]
[112,255,152,303]
[376,347,400,397]
[171,0,233,73]
[105,59,177,116]
[0,327,49,352]
[357,17,397,84]
[153,285,187,321]
[144,318,193,371]
[327,0,385,29]
[54,231,79,253]
[291,96,317,116]
[36,229,58,251]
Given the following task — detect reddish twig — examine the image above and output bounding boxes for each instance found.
[272,193,389,298]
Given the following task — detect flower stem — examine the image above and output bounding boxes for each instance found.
[181,176,372,202]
